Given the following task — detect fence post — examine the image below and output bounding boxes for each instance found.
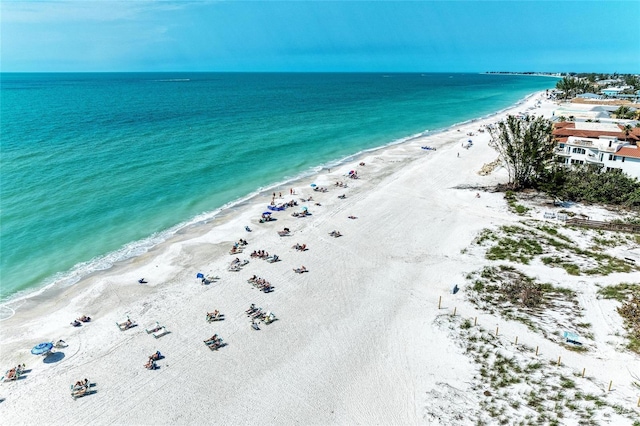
[438,296,442,309]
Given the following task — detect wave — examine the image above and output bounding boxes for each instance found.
[0,90,545,307]
[151,79,191,82]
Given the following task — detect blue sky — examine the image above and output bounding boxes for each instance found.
[1,0,638,72]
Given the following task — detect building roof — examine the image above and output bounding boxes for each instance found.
[574,122,621,132]
[553,122,640,143]
[616,146,640,158]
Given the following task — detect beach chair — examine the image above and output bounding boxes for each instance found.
[152,327,170,339]
[116,316,136,331]
[145,321,162,334]
[1,368,20,382]
[277,230,290,237]
[263,312,277,325]
[206,312,224,322]
[204,338,224,351]
[70,380,93,399]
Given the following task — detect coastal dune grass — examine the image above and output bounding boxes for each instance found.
[434,315,638,425]
[475,223,639,276]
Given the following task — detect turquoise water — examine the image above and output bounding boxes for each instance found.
[0,73,556,300]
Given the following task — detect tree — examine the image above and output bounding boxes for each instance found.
[489,115,556,189]
[555,76,595,99]
[614,105,635,119]
[623,124,632,142]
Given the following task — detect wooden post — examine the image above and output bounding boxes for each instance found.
[637,396,639,407]
[608,381,612,392]
[582,368,585,378]
[535,346,539,356]
[514,336,518,345]
[495,327,499,337]
[557,356,561,366]
[474,317,477,326]
[438,296,442,309]
[453,307,457,316]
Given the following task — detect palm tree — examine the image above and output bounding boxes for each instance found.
[623,124,632,142]
[614,105,633,119]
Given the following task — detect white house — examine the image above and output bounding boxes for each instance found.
[555,136,640,180]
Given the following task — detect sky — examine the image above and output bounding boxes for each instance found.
[1,0,639,73]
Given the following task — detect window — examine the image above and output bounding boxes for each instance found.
[572,147,586,154]
[570,159,584,165]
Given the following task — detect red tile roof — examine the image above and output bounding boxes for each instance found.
[616,146,640,158]
[552,122,640,142]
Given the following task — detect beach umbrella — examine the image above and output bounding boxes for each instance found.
[262,211,272,215]
[310,184,317,187]
[196,273,204,279]
[31,342,53,356]
[302,206,308,211]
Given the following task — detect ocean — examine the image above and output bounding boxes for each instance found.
[0,73,556,301]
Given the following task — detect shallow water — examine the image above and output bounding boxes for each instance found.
[0,72,556,300]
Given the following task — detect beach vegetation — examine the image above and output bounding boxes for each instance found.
[489,116,556,189]
[597,282,640,301]
[555,76,594,99]
[539,164,640,209]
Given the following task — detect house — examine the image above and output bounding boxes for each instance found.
[576,93,602,100]
[554,136,640,179]
[552,121,640,144]
[601,87,625,97]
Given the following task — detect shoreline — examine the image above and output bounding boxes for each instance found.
[5,89,636,424]
[0,91,541,309]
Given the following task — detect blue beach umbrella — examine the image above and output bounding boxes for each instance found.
[31,342,53,356]
[302,206,308,211]
[196,273,204,279]
[262,211,272,215]
[310,184,317,187]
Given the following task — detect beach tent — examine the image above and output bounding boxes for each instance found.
[196,273,204,279]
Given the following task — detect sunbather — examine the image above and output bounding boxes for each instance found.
[149,351,162,361]
[348,216,357,219]
[6,368,16,380]
[78,315,91,322]
[71,319,81,327]
[144,359,156,370]
[123,319,132,329]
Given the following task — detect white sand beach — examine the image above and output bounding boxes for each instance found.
[1,93,639,425]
